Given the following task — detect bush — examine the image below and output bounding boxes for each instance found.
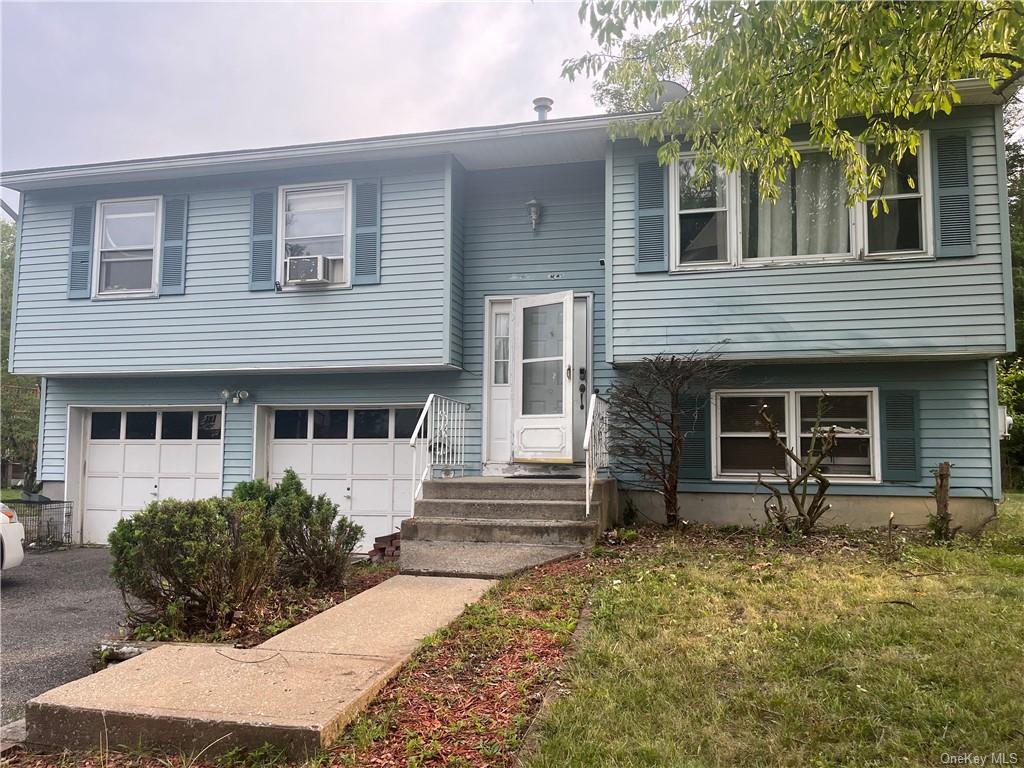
[248,469,364,590]
[109,498,280,634]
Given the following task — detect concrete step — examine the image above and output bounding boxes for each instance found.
[400,540,582,578]
[413,498,591,521]
[422,477,587,502]
[402,516,599,546]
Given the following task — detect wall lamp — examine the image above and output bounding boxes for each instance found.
[524,199,542,231]
[220,389,250,405]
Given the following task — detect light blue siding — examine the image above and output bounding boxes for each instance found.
[12,158,450,374]
[608,108,1011,361]
[447,158,466,369]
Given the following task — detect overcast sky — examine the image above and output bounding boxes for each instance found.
[0,1,602,212]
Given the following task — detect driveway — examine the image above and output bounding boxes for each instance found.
[1,547,124,724]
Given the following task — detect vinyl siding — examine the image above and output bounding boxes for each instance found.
[448,158,466,368]
[609,108,1011,361]
[11,158,449,374]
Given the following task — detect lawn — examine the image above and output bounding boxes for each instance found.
[8,497,1024,768]
[1,487,23,502]
[525,495,1024,768]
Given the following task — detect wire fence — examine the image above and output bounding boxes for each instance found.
[7,501,73,548]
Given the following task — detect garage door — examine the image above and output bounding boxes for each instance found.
[268,406,421,552]
[82,409,223,544]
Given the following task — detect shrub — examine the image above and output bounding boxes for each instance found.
[265,469,364,589]
[109,497,280,633]
[230,469,365,590]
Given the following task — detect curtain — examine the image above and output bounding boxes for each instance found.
[750,153,848,258]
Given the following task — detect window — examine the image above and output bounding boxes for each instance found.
[274,409,309,439]
[353,409,389,439]
[866,146,926,254]
[125,411,157,440]
[96,198,159,295]
[197,411,222,440]
[493,312,510,385]
[280,183,350,287]
[90,412,121,440]
[313,409,349,439]
[666,135,931,270]
[673,160,730,265]
[161,411,194,440]
[741,151,851,260]
[394,408,422,440]
[713,389,878,481]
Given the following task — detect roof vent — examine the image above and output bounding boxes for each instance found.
[533,97,553,121]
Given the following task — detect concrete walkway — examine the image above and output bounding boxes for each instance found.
[26,575,494,759]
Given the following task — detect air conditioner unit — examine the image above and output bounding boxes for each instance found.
[286,255,328,284]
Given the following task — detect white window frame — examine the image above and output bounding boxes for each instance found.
[276,180,353,290]
[92,196,162,299]
[858,131,934,259]
[711,387,881,484]
[667,132,934,273]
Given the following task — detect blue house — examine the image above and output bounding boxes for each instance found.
[2,83,1015,566]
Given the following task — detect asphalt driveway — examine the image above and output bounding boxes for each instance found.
[1,547,124,724]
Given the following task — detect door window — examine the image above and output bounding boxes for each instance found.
[521,303,564,415]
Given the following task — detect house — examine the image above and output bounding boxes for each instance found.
[2,82,1015,559]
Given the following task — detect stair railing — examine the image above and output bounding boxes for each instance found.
[409,394,471,514]
[583,393,610,518]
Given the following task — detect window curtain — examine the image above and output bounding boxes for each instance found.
[751,153,848,258]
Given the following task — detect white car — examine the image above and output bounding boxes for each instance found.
[1,502,26,570]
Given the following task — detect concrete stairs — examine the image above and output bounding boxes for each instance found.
[400,477,614,578]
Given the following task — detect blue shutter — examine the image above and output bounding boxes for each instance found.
[352,178,381,285]
[931,131,975,258]
[881,390,920,482]
[67,203,95,299]
[160,195,188,295]
[680,395,711,480]
[249,189,277,291]
[634,156,669,273]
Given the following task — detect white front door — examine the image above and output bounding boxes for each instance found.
[511,291,575,463]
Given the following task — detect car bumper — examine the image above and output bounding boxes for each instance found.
[1,522,26,569]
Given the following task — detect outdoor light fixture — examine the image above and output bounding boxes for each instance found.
[524,199,542,231]
[220,389,250,404]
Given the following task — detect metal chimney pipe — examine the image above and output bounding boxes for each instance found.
[533,97,553,121]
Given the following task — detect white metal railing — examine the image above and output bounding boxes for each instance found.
[583,393,610,517]
[410,394,471,513]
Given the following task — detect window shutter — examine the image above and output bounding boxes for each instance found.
[931,131,975,258]
[249,189,277,291]
[352,178,381,285]
[67,203,95,299]
[634,156,669,273]
[881,390,920,482]
[160,195,188,295]
[680,395,711,480]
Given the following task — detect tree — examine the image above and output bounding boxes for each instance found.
[607,351,737,527]
[1,217,40,489]
[565,1,1024,201]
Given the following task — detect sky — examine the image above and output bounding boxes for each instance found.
[0,0,603,213]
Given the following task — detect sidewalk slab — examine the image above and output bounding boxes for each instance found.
[26,576,494,759]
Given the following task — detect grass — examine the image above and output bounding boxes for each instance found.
[1,487,23,502]
[524,495,1024,768]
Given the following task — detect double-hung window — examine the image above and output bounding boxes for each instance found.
[279,182,351,287]
[713,389,879,482]
[95,198,160,296]
[672,160,732,266]
[864,142,928,255]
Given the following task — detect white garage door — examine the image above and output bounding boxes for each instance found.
[82,409,223,544]
[268,406,421,553]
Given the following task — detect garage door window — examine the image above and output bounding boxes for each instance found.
[90,412,122,440]
[125,412,157,440]
[313,409,348,439]
[394,408,422,440]
[198,411,222,440]
[354,409,389,439]
[161,411,193,439]
[274,410,309,439]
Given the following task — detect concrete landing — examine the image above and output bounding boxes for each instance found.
[400,540,582,578]
[25,576,493,759]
